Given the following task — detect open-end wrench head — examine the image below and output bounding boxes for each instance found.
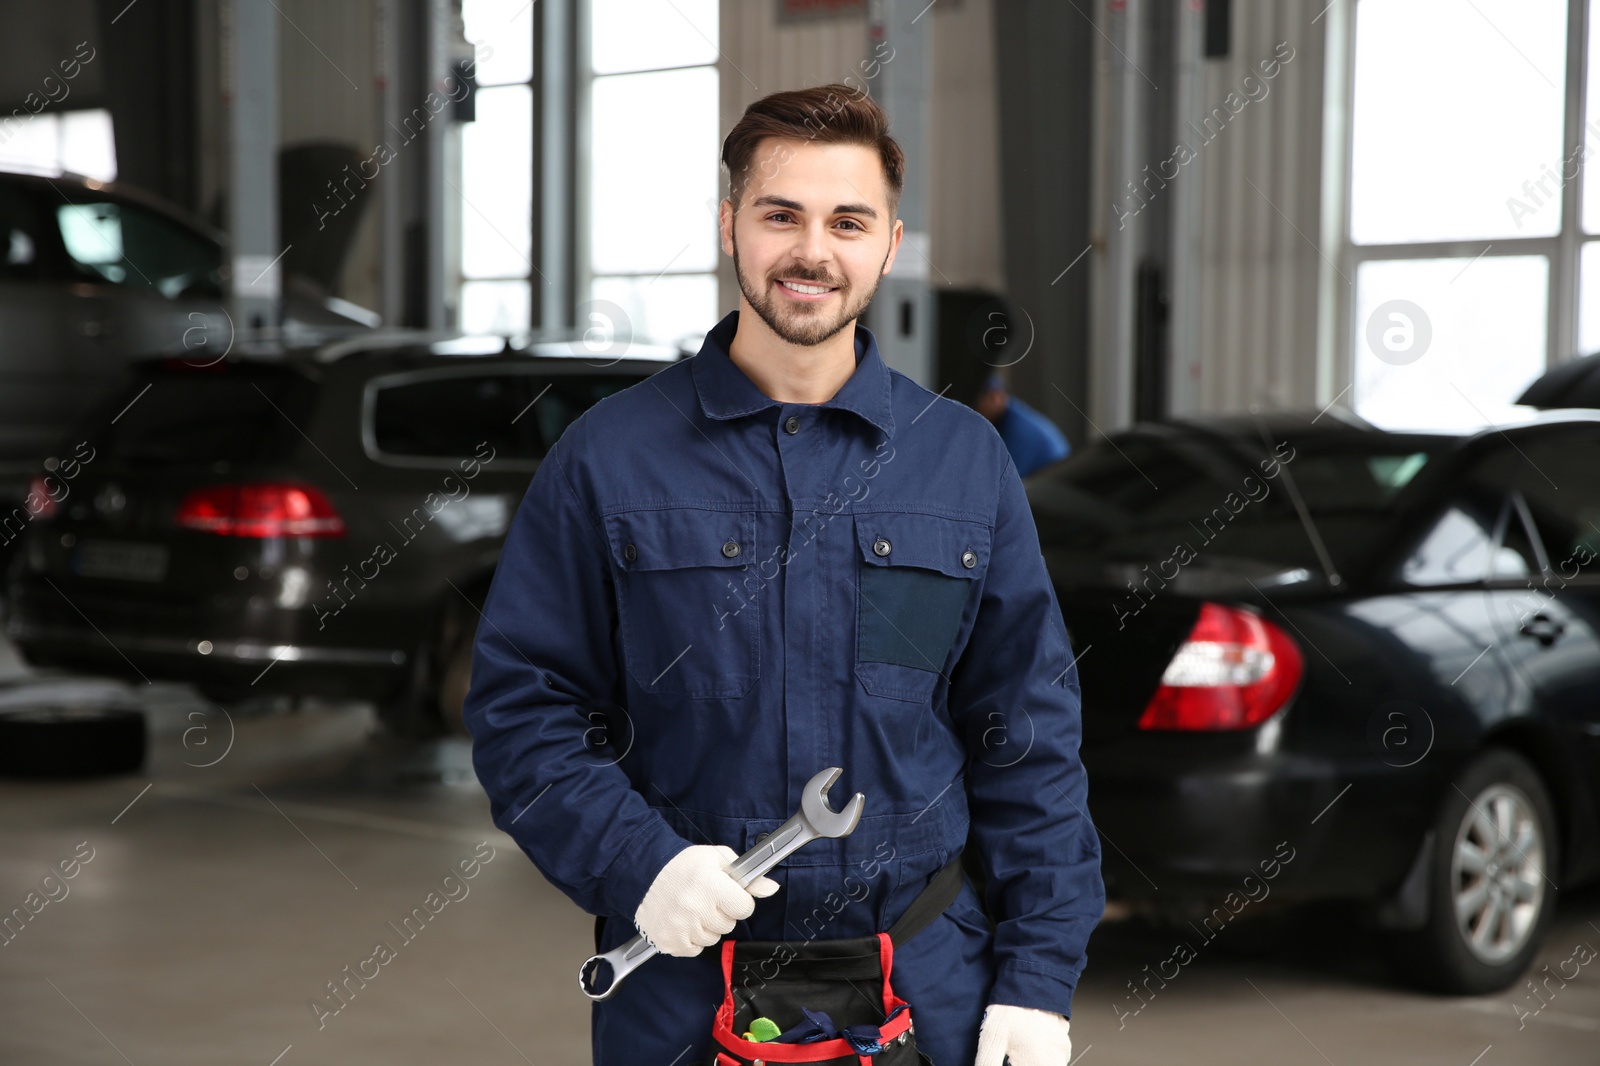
[800,766,865,837]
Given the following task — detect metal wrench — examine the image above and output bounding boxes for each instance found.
[578,766,866,1001]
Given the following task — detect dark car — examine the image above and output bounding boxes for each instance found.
[0,169,379,511]
[1030,407,1600,993]
[4,334,677,737]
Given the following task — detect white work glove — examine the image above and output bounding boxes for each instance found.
[633,844,780,957]
[974,1004,1073,1066]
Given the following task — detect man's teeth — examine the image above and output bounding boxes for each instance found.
[780,280,835,295]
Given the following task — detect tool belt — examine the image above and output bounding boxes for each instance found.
[707,854,966,1066]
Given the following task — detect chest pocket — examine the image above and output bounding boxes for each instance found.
[854,512,990,702]
[603,507,759,699]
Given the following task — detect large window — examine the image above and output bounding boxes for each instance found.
[1345,0,1580,429]
[0,108,116,182]
[458,0,720,346]
[460,0,536,334]
[586,0,720,348]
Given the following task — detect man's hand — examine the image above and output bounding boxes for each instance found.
[633,844,780,957]
[974,1004,1072,1066]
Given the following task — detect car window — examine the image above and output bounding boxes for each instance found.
[369,371,644,464]
[371,373,542,462]
[1469,427,1600,576]
[82,365,319,466]
[1401,506,1496,585]
[530,376,641,448]
[1028,431,1451,576]
[1492,495,1546,580]
[55,199,223,298]
[0,184,46,281]
[1400,489,1544,587]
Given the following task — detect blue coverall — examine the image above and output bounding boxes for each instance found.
[463,310,1104,1065]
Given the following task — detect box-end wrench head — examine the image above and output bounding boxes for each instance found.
[578,767,865,1001]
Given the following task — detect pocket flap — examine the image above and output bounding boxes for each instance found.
[854,512,989,578]
[603,507,756,571]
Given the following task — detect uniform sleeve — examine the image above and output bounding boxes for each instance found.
[463,435,691,920]
[947,452,1105,1018]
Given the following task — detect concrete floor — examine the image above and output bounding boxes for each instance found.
[2,639,1598,1065]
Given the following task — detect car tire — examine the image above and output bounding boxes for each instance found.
[0,705,147,777]
[375,589,481,740]
[1384,748,1559,994]
[434,598,477,737]
[376,639,448,740]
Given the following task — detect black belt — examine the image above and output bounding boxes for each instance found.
[594,852,968,956]
[887,851,967,945]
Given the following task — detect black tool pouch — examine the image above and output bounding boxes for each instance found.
[706,854,965,1066]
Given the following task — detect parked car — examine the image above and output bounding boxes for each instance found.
[4,333,678,738]
[0,169,379,514]
[1029,407,1600,993]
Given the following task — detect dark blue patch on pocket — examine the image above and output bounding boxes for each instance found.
[858,564,973,672]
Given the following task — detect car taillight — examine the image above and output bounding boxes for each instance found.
[1137,602,1303,731]
[175,482,346,538]
[26,476,57,519]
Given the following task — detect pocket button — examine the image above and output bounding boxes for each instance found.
[961,549,976,568]
[722,539,741,558]
[873,537,892,557]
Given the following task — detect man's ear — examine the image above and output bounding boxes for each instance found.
[880,217,904,276]
[719,198,736,258]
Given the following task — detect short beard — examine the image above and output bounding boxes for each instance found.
[732,228,888,347]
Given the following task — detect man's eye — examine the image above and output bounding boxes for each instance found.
[836,219,862,231]
[768,212,793,224]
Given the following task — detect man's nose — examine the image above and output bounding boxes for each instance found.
[789,222,832,270]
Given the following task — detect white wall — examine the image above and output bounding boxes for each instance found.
[1164,0,1331,416]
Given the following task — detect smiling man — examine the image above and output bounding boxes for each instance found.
[465,84,1102,1066]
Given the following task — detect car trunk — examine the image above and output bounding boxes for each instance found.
[21,363,325,632]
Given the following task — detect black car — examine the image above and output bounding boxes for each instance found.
[0,169,378,491]
[4,334,677,737]
[1030,407,1600,993]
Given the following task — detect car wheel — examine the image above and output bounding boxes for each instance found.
[434,598,477,737]
[375,591,482,740]
[375,639,448,740]
[1385,748,1558,994]
[0,706,146,777]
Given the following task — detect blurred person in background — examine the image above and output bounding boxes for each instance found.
[974,370,1070,477]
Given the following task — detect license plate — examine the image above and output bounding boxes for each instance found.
[73,540,169,582]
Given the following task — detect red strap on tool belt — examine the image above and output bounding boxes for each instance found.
[712,932,910,1064]
[706,854,964,1064]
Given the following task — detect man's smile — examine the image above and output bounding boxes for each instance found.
[774,278,840,300]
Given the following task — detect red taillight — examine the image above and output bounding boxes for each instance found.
[175,482,346,538]
[1137,602,1303,731]
[26,476,58,519]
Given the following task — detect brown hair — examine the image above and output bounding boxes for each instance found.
[721,83,905,215]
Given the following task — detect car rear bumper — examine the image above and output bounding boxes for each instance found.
[6,611,409,700]
[1084,737,1435,905]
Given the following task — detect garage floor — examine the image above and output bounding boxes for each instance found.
[2,641,1597,1065]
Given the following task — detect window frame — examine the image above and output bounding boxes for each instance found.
[576,0,720,347]
[1329,0,1591,406]
[457,2,541,336]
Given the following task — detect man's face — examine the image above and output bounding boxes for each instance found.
[719,137,903,348]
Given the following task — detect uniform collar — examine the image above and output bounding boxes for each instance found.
[691,310,896,439]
